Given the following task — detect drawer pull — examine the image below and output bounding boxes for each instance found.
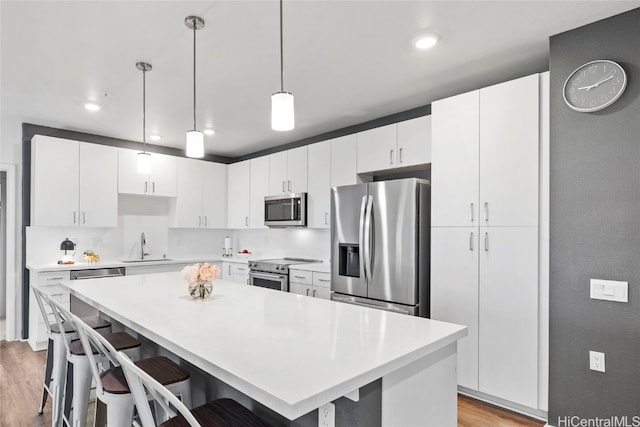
[293,275,307,279]
[317,279,330,283]
[45,277,64,281]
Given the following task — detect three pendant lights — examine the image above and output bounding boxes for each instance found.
[137,1,294,173]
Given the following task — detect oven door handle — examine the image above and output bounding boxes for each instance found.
[249,272,288,281]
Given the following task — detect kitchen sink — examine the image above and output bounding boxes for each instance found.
[121,258,173,263]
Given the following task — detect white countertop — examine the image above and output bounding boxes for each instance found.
[26,256,250,273]
[58,272,466,420]
[289,262,331,274]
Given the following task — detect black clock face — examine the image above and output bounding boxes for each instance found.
[563,60,626,112]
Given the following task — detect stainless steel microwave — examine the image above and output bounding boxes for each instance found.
[264,193,307,227]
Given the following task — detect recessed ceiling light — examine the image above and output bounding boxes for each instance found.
[84,102,101,112]
[203,129,215,136]
[415,33,440,50]
[149,134,162,141]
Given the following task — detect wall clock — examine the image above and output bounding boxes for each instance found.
[563,60,627,112]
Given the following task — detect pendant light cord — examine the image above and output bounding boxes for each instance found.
[142,67,147,152]
[280,0,284,92]
[193,18,197,130]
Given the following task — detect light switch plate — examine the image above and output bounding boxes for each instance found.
[590,279,628,303]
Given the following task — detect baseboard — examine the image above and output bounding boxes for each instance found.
[458,387,548,422]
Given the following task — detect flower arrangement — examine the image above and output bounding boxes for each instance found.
[181,263,220,299]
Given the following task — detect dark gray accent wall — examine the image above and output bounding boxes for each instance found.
[549,8,640,423]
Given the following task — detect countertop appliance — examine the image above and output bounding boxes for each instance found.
[331,178,430,317]
[264,193,307,227]
[248,258,319,292]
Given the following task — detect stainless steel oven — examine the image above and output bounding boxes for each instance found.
[248,258,320,292]
[264,193,307,227]
[248,270,289,292]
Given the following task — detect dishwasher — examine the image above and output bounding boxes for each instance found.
[69,267,126,317]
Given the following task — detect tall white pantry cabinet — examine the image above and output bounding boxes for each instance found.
[430,73,544,411]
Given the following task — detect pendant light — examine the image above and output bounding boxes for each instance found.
[185,16,205,158]
[136,62,153,174]
[271,0,294,131]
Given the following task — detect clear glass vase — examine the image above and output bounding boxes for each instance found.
[188,281,213,299]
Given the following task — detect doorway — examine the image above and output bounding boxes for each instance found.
[0,163,17,342]
[1,171,7,340]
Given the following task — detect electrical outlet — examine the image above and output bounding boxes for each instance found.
[318,402,335,427]
[589,351,605,372]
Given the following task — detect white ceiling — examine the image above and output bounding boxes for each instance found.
[2,1,639,158]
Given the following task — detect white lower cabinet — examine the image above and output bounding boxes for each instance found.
[289,270,331,299]
[431,226,538,408]
[28,270,71,351]
[222,262,249,284]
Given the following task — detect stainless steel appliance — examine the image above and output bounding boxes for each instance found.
[264,193,307,227]
[248,258,319,291]
[331,178,430,317]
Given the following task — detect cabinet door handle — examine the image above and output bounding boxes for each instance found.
[144,182,148,194]
[389,149,394,165]
[246,278,249,285]
[152,182,156,193]
[204,216,208,227]
[83,212,86,225]
[306,289,310,296]
[469,232,474,251]
[73,211,76,224]
[293,275,306,279]
[228,264,232,275]
[399,147,403,163]
[484,202,489,222]
[484,232,489,251]
[470,203,474,222]
[198,216,202,227]
[282,181,286,192]
[288,180,292,191]
[324,212,328,225]
[245,216,249,227]
[313,289,317,297]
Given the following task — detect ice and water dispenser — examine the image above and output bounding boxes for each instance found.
[338,244,360,277]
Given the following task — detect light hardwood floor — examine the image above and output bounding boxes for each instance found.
[0,340,545,426]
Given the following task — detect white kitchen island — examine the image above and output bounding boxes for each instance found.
[58,272,466,426]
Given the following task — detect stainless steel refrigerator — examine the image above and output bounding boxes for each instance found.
[330,178,430,317]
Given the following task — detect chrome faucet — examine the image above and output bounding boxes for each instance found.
[140,232,150,260]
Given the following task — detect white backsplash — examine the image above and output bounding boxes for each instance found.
[232,228,330,261]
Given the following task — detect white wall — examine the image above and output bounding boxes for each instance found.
[232,228,330,261]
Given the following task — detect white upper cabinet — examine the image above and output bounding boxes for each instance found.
[397,115,432,167]
[431,91,481,227]
[173,158,226,228]
[31,135,117,227]
[330,134,358,188]
[356,116,431,174]
[307,141,331,228]
[356,124,397,173]
[201,161,227,228]
[227,160,251,228]
[432,74,539,227]
[118,148,177,197]
[479,74,539,227]
[249,156,270,228]
[269,146,308,195]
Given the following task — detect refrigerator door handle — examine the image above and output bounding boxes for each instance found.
[363,195,374,283]
[359,196,368,282]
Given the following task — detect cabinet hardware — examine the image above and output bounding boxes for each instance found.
[470,203,474,222]
[73,211,76,224]
[49,293,64,298]
[246,278,249,285]
[228,264,232,275]
[237,268,247,272]
[318,278,330,283]
[245,216,249,227]
[306,289,310,296]
[288,180,292,191]
[198,216,202,227]
[469,232,474,251]
[389,149,394,165]
[324,212,328,225]
[144,182,148,194]
[152,182,156,193]
[46,277,64,281]
[293,275,306,279]
[204,216,208,227]
[484,202,489,222]
[484,232,489,251]
[399,147,403,163]
[313,289,317,297]
[282,181,286,192]
[83,212,86,224]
